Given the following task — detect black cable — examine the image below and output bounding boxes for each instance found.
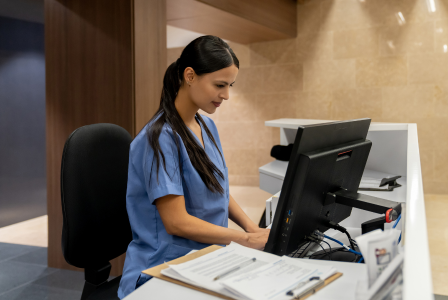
[308,243,332,260]
[321,240,332,260]
[322,240,332,253]
[316,243,330,260]
[344,231,357,251]
[328,221,357,251]
[290,241,311,258]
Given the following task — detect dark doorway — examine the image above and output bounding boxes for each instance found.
[0,14,46,227]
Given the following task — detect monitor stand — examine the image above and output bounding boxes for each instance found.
[307,189,402,263]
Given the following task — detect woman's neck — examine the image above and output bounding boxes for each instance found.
[175,86,199,128]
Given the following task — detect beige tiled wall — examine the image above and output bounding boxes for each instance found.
[167,0,448,193]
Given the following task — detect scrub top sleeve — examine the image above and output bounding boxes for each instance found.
[144,127,184,205]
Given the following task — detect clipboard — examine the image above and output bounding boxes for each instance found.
[143,245,343,300]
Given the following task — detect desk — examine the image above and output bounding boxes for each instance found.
[125,119,433,300]
[125,258,367,300]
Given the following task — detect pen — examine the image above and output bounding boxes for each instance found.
[213,257,256,281]
[286,276,324,299]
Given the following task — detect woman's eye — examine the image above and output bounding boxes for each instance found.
[217,85,224,88]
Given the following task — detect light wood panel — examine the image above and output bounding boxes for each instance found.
[198,0,297,37]
[45,0,166,276]
[167,0,297,44]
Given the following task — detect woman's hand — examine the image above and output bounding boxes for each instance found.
[245,229,270,250]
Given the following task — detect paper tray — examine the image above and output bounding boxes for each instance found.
[143,245,343,300]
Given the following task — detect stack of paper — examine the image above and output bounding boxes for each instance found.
[161,242,337,300]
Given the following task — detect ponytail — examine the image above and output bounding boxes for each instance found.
[146,36,239,195]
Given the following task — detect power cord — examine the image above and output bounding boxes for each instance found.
[316,243,331,260]
[320,240,332,260]
[393,214,402,244]
[392,214,401,229]
[327,221,357,251]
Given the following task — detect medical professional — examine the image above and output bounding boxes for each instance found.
[118,35,270,298]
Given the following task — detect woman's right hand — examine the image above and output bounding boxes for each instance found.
[245,229,270,250]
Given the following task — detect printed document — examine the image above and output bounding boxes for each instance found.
[221,256,335,300]
[161,242,336,300]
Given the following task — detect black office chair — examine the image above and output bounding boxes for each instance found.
[60,123,133,300]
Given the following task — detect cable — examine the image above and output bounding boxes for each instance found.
[327,222,357,250]
[393,214,401,229]
[291,243,306,258]
[321,240,332,260]
[357,257,364,263]
[345,232,357,251]
[308,230,362,262]
[392,214,402,244]
[323,234,363,256]
[291,241,314,258]
[316,243,330,260]
[308,243,331,260]
[322,240,332,253]
[350,238,358,248]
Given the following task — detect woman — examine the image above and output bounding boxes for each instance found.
[118,35,270,298]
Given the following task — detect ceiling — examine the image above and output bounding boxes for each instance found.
[167,25,206,49]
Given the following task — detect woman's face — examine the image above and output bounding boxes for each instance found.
[185,65,239,114]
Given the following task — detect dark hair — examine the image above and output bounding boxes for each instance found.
[146,35,239,194]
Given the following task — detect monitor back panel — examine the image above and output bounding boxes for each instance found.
[265,119,371,256]
[277,141,371,255]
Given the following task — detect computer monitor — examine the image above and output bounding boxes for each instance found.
[264,118,398,257]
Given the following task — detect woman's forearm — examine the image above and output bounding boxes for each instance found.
[228,194,259,233]
[155,194,267,248]
[170,213,250,245]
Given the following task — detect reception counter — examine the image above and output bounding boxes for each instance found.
[259,119,433,300]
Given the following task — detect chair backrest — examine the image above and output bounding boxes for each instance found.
[61,123,133,268]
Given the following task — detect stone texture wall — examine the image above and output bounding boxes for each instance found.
[167,0,448,193]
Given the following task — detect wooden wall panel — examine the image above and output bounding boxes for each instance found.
[167,0,296,44]
[198,0,297,37]
[134,0,167,133]
[45,0,166,276]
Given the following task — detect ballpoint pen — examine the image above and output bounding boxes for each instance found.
[286,276,324,299]
[213,257,257,281]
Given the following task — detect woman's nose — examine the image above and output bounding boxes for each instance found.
[220,88,230,100]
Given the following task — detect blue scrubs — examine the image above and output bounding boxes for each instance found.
[118,114,229,299]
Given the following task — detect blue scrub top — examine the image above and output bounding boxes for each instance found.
[118,114,229,299]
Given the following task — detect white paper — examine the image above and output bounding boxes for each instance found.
[161,242,337,300]
[220,256,335,300]
[162,242,279,299]
[355,229,401,288]
[356,254,404,300]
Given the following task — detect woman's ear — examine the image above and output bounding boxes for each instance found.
[183,67,195,85]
